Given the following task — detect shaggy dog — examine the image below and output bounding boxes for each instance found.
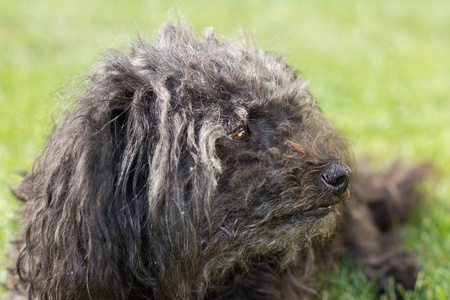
[4,20,427,299]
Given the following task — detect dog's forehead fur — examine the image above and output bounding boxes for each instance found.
[94,21,315,126]
[143,22,306,98]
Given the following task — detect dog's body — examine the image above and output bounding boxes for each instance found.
[4,20,427,299]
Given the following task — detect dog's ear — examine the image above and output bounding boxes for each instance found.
[16,53,162,298]
[17,44,224,298]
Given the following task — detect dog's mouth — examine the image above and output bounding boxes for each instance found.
[277,189,349,219]
[301,194,348,217]
[302,203,339,217]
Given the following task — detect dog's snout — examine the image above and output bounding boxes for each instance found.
[320,162,351,197]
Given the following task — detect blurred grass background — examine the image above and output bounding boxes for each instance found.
[0,0,448,299]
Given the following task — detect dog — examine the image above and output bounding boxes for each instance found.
[3,19,428,299]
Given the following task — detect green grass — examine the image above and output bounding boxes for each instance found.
[1,0,449,298]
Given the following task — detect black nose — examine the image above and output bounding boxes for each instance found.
[320,162,351,197]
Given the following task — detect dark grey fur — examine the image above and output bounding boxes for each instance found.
[3,20,427,299]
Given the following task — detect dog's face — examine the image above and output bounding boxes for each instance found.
[213,96,351,227]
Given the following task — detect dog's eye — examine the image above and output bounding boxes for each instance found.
[232,126,250,142]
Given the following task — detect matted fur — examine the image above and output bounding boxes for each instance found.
[3,19,427,300]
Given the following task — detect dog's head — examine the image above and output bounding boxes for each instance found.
[19,20,351,298]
